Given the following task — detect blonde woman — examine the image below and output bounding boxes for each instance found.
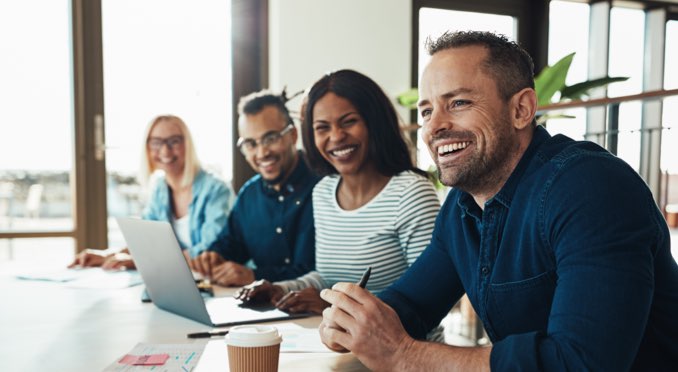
[69,115,233,269]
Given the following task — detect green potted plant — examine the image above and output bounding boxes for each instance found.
[533,52,627,124]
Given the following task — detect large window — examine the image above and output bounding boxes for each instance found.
[663,20,678,175]
[545,0,590,141]
[0,0,75,261]
[608,6,645,170]
[101,0,232,246]
[1,0,234,260]
[663,20,678,208]
[545,1,676,203]
[546,1,648,168]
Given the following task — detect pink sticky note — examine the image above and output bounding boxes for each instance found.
[119,353,170,366]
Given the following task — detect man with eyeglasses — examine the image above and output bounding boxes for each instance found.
[191,90,319,286]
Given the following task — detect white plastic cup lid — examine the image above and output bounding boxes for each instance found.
[225,325,282,347]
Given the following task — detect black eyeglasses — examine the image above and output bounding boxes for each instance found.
[148,135,184,151]
[237,124,294,155]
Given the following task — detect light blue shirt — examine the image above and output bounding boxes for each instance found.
[142,169,234,257]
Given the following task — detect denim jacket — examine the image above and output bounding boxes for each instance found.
[379,126,678,371]
[142,169,234,257]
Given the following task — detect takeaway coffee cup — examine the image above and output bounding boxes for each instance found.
[225,325,282,372]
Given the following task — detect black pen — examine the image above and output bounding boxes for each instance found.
[358,266,372,288]
[186,329,229,339]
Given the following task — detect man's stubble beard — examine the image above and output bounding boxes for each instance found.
[436,114,515,195]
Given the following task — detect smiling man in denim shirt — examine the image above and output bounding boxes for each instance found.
[191,90,319,287]
[319,31,678,371]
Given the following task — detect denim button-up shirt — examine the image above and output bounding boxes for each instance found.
[209,154,319,281]
[379,126,678,371]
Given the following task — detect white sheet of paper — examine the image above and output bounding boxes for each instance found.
[277,323,333,353]
[65,269,143,289]
[16,268,87,282]
[16,268,143,289]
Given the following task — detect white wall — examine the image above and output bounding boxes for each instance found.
[269,0,412,121]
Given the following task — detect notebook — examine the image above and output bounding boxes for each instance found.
[116,217,310,327]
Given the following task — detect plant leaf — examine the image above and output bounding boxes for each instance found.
[397,88,419,109]
[560,76,629,100]
[534,52,575,106]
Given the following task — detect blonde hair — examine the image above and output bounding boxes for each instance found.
[139,115,202,188]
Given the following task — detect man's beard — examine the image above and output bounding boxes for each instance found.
[263,169,287,187]
[434,116,515,195]
[262,149,296,188]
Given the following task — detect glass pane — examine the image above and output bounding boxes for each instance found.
[608,7,645,171]
[0,0,74,233]
[544,1,590,140]
[417,7,516,171]
[102,0,232,247]
[665,21,678,91]
[609,7,645,98]
[662,21,678,211]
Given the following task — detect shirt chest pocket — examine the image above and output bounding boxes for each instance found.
[486,270,557,340]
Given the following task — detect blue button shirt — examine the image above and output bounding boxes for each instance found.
[209,154,320,281]
[379,126,678,371]
[142,169,234,258]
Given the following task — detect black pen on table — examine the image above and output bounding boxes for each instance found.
[358,266,372,288]
[186,329,229,339]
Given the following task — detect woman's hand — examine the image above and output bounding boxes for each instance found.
[275,287,330,314]
[101,252,136,270]
[68,249,110,268]
[235,280,285,304]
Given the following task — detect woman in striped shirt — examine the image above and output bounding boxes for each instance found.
[237,69,440,314]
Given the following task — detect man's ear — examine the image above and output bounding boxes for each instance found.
[510,88,537,130]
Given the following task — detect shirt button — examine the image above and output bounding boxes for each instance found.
[295,200,300,205]
[278,195,284,202]
[275,227,282,234]
[284,258,290,264]
[481,266,489,275]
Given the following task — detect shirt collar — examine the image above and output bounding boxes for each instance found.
[456,125,550,212]
[492,125,550,208]
[457,192,482,221]
[262,151,312,196]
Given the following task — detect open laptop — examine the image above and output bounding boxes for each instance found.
[117,217,310,327]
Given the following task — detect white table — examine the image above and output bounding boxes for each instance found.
[0,263,368,371]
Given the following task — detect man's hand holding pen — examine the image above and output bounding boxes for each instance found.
[317,267,372,349]
[317,265,418,370]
